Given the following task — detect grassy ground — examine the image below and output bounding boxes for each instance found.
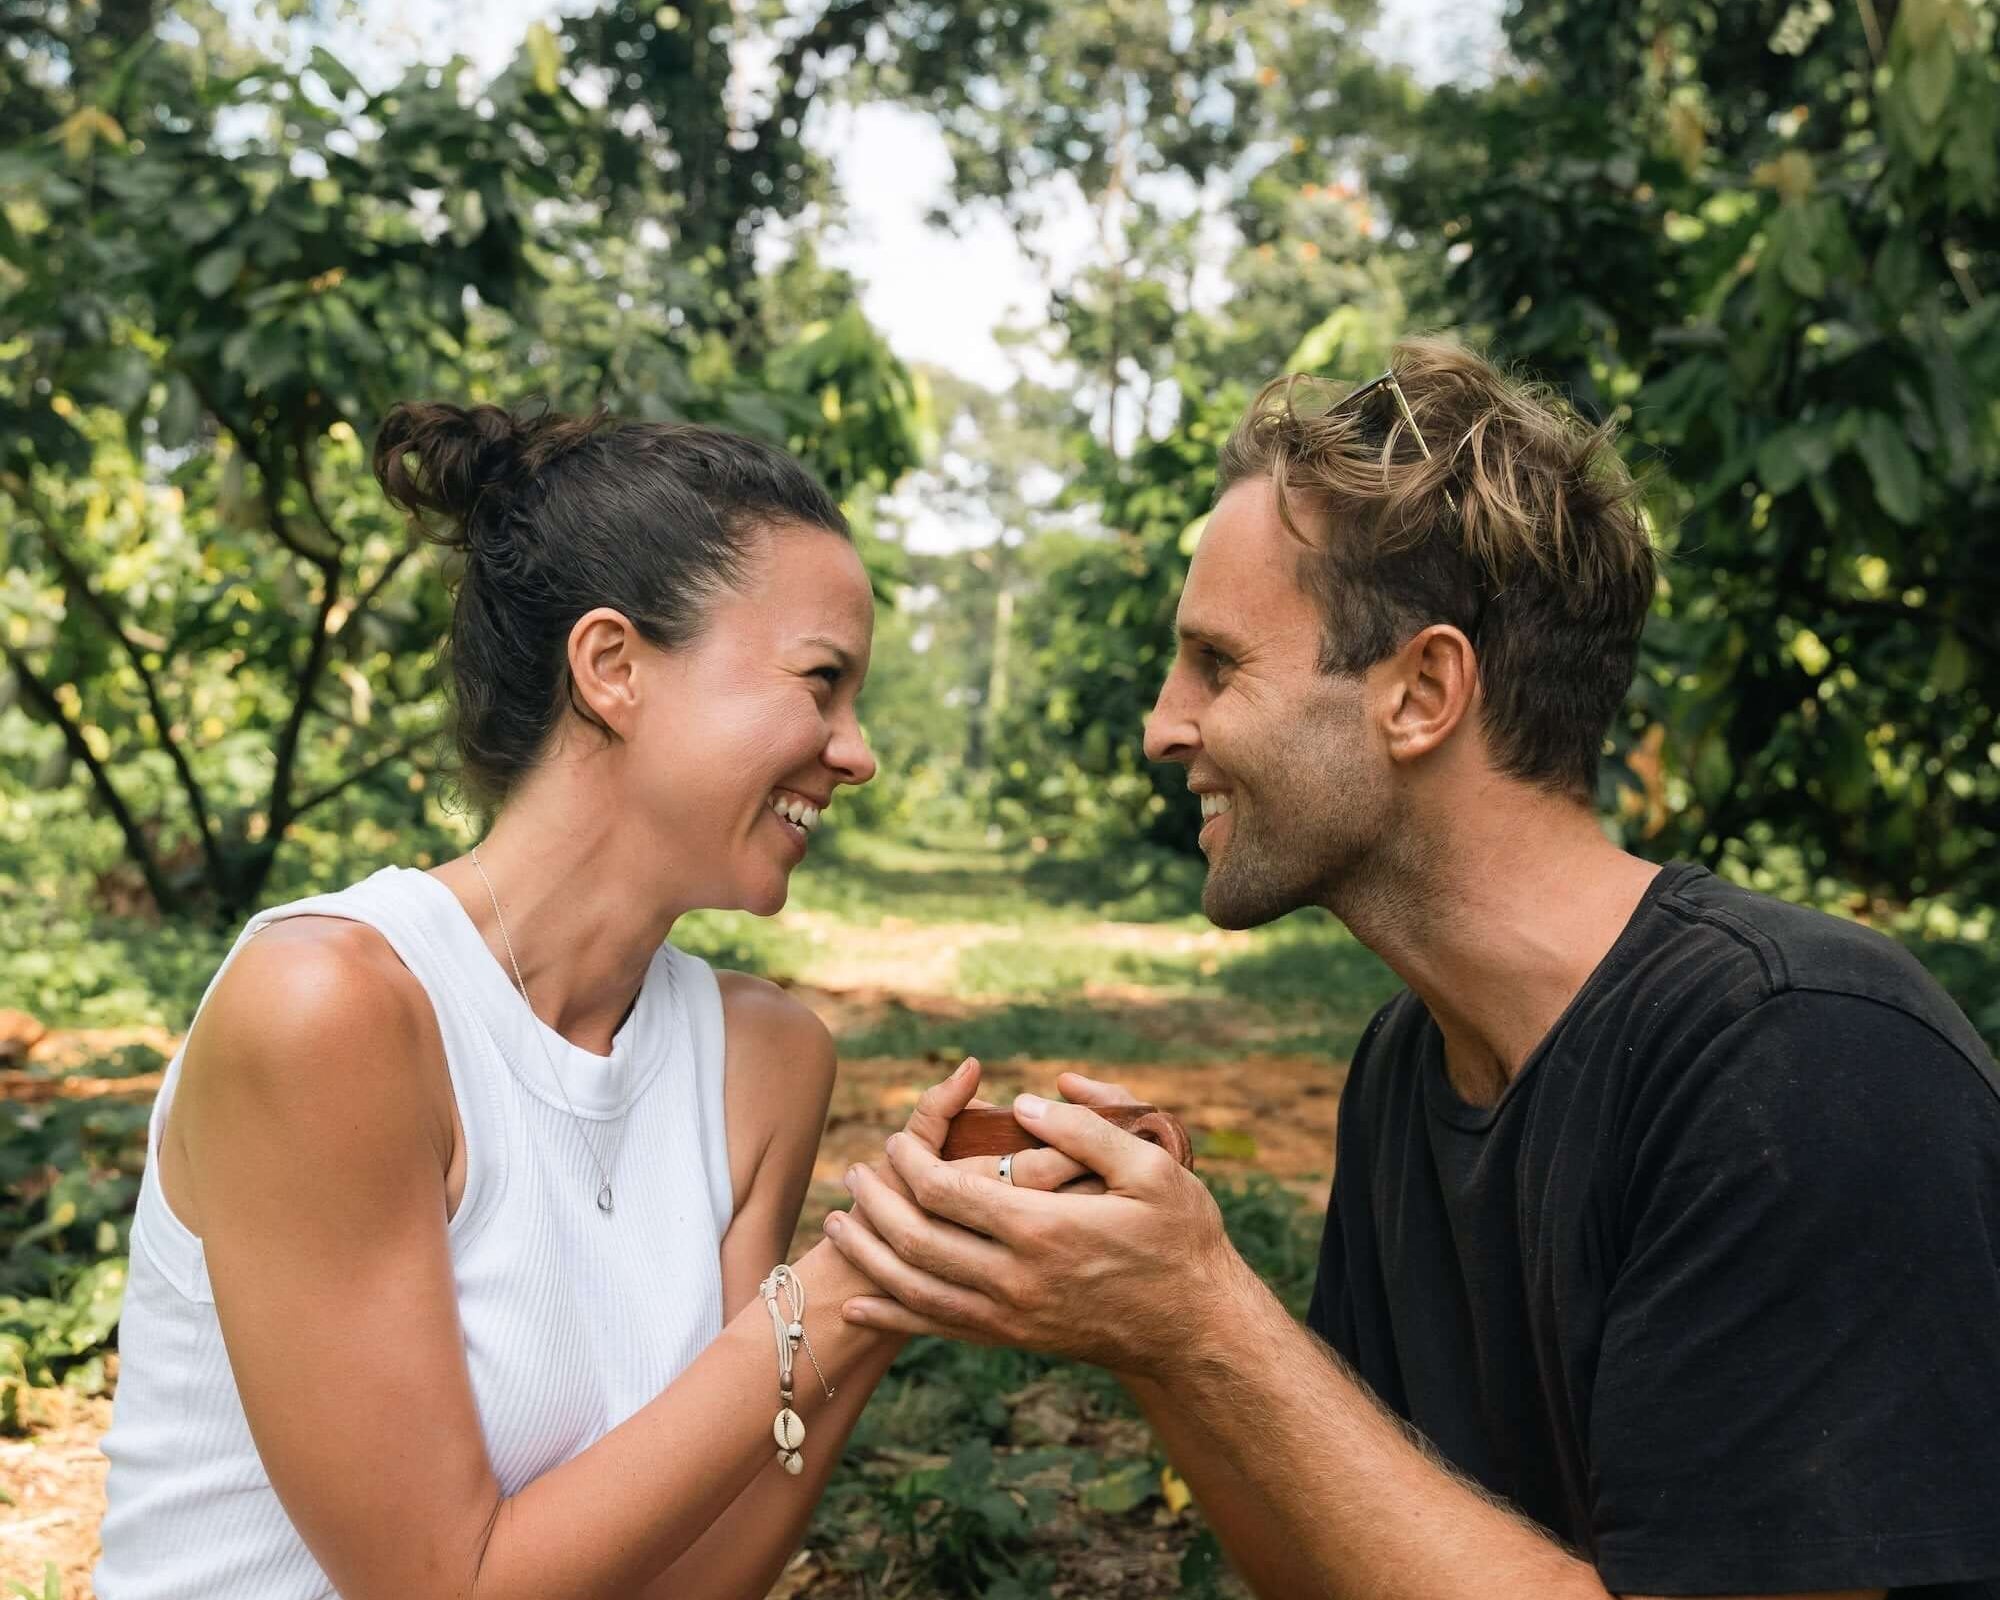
[1,832,1401,1598]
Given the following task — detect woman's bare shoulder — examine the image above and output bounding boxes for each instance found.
[714,970,833,1072]
[187,915,439,1108]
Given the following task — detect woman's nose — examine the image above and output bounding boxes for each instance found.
[829,719,877,787]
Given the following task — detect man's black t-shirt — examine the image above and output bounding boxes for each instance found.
[1306,862,2000,1597]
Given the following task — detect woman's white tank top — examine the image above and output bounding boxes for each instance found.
[94,865,736,1598]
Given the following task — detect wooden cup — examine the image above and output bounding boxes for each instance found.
[939,1102,1196,1171]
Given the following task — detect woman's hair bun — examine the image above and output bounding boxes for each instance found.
[372,400,606,551]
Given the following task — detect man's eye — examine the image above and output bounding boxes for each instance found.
[1200,647,1232,673]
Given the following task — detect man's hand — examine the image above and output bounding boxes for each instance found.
[865,1058,1089,1203]
[825,1071,1250,1378]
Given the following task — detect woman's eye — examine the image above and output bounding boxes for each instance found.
[810,666,843,687]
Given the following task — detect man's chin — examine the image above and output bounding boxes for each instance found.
[1199,861,1306,931]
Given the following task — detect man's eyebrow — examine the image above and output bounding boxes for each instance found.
[1177,622,1247,655]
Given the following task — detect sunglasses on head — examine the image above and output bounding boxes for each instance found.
[1330,369,1460,516]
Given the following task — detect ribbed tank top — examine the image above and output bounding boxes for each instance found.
[94,865,735,1598]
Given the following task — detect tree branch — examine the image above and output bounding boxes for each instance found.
[292,421,350,561]
[254,439,342,571]
[1,640,181,915]
[287,726,440,822]
[178,366,340,569]
[7,474,226,882]
[346,539,419,645]
[265,584,342,840]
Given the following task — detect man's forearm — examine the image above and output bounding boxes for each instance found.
[1130,1259,1604,1600]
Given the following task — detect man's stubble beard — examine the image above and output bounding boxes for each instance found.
[1199,695,1411,932]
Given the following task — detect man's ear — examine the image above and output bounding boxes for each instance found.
[566,607,647,737]
[1376,623,1480,767]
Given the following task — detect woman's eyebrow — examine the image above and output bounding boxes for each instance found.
[800,635,856,670]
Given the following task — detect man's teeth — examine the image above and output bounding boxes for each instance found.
[768,793,823,832]
[1199,793,1233,820]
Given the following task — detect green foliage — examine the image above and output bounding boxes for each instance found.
[956,0,1408,858]
[1,0,926,925]
[1210,1175,1325,1319]
[866,1437,1067,1595]
[840,1000,1174,1063]
[8,1563,62,1600]
[0,1092,148,1429]
[1377,0,2000,902]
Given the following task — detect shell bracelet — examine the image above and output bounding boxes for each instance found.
[760,1264,835,1476]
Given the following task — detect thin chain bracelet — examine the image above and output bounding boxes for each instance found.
[760,1265,835,1476]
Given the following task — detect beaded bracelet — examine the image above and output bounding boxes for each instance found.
[760,1264,835,1476]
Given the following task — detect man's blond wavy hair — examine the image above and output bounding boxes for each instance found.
[1216,335,1656,800]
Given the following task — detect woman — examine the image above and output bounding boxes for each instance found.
[95,404,1073,1598]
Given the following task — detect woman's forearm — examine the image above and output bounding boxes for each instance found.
[466,1241,897,1600]
[640,1324,906,1600]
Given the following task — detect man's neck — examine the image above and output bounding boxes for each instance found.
[1329,800,1663,1108]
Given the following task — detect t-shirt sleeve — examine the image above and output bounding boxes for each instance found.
[1590,989,2000,1596]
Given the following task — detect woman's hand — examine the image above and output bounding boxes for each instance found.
[855,1058,1089,1211]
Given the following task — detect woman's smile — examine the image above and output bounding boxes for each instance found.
[765,786,827,858]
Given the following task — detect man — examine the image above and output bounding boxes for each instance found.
[824,336,2000,1599]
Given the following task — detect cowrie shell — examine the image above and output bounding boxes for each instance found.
[773,1408,806,1451]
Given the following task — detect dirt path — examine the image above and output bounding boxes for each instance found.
[1,975,1345,1596]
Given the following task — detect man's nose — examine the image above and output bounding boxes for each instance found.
[1143,669,1196,766]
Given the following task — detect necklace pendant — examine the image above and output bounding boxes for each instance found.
[596,1181,614,1213]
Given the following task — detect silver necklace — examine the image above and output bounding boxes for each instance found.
[469,845,620,1214]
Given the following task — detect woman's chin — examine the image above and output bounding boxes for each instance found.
[738,871,792,918]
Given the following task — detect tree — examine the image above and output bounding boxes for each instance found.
[1377,0,2000,901]
[925,0,1409,851]
[0,0,927,922]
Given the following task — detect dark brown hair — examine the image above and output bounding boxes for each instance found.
[373,402,849,807]
[1216,335,1656,799]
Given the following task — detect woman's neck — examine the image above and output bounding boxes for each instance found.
[429,769,692,1053]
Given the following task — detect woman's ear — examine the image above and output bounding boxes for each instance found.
[566,607,647,737]
[1378,623,1480,767]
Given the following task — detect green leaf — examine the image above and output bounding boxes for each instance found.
[1854,413,1924,526]
[1755,426,1833,495]
[1079,1458,1157,1514]
[157,373,203,449]
[1904,35,1956,127]
[1874,235,1923,307]
[1775,211,1825,299]
[1694,734,1735,808]
[525,22,562,97]
[1823,716,1873,812]
[308,46,365,102]
[1286,305,1365,373]
[1196,1128,1259,1161]
[194,244,245,299]
[1930,632,1971,694]
[1180,1531,1229,1599]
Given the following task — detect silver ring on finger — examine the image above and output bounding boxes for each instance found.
[998,1152,1015,1186]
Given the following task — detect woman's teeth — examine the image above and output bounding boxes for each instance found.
[1199,793,1233,819]
[768,792,823,832]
